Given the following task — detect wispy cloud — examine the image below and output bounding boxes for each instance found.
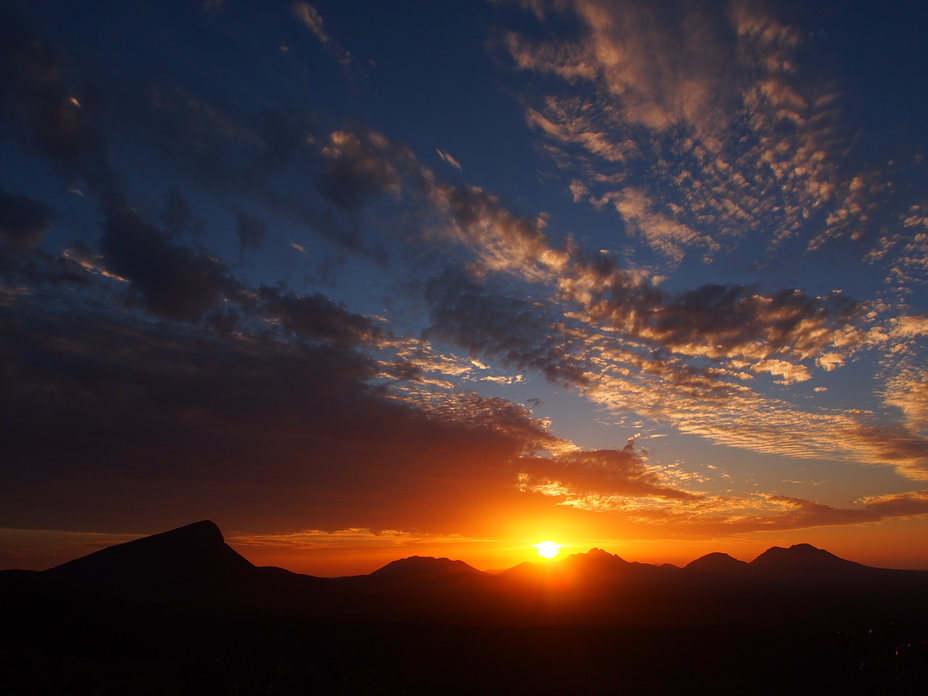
[437,148,463,171]
[293,2,353,67]
[497,0,910,270]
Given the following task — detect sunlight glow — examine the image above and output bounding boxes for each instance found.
[534,540,562,559]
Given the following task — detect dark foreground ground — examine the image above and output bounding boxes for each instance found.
[3,572,927,695]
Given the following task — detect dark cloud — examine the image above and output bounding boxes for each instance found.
[851,424,928,479]
[0,246,90,289]
[100,203,236,321]
[650,285,859,354]
[425,270,589,387]
[712,491,928,534]
[315,128,418,212]
[0,190,56,249]
[0,301,553,535]
[257,286,382,347]
[386,360,422,382]
[568,251,863,361]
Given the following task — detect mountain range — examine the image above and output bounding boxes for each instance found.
[6,520,926,626]
[3,521,928,695]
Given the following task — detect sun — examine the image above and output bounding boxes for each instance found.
[534,540,562,560]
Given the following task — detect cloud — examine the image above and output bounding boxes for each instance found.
[293,2,354,67]
[498,0,879,262]
[0,246,91,294]
[848,424,928,481]
[418,231,928,477]
[427,181,568,280]
[99,202,236,321]
[437,148,463,171]
[713,490,928,533]
[294,3,333,48]
[424,270,589,386]
[256,286,384,347]
[752,359,811,384]
[518,440,702,504]
[0,297,557,535]
[572,272,863,365]
[3,0,926,545]
[531,487,928,535]
[610,188,716,263]
[37,80,899,485]
[882,366,928,434]
[316,129,418,212]
[0,190,56,249]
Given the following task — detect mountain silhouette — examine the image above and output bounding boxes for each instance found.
[41,520,329,611]
[44,520,250,579]
[9,521,924,627]
[371,555,484,580]
[685,551,750,574]
[6,522,928,694]
[748,542,871,581]
[501,548,636,582]
[561,547,632,572]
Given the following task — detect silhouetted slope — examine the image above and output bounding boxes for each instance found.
[749,543,871,581]
[9,525,928,695]
[500,548,635,582]
[41,520,332,611]
[28,522,928,627]
[685,551,750,574]
[502,548,681,588]
[563,547,631,569]
[45,520,250,576]
[371,555,483,580]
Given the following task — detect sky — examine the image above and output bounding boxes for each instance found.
[2,0,928,576]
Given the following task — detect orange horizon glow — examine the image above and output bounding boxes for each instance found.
[224,517,928,576]
[5,517,928,578]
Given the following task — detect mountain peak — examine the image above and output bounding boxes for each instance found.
[559,548,633,575]
[685,552,749,573]
[750,543,867,579]
[166,519,224,540]
[42,520,253,603]
[132,519,226,546]
[574,547,626,561]
[371,556,481,579]
[48,520,242,568]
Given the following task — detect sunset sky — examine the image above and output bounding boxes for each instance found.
[3,0,928,576]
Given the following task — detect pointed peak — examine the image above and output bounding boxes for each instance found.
[576,547,624,560]
[563,548,631,570]
[44,519,252,585]
[152,520,225,543]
